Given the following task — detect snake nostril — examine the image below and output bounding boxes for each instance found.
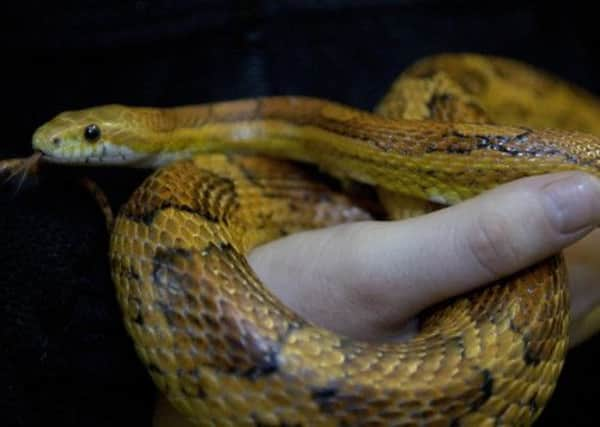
[53,137,61,146]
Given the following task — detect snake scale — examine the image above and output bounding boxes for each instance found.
[7,54,600,426]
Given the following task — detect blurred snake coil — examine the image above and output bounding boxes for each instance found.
[13,54,600,425]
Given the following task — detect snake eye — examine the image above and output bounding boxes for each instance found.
[84,124,101,142]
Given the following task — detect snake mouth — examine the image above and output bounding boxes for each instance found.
[34,148,72,164]
[34,149,51,159]
[34,144,148,166]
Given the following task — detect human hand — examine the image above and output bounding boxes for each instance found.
[249,171,600,347]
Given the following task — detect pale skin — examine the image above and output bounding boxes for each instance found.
[156,170,600,426]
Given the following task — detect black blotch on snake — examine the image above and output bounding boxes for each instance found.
[242,347,280,380]
[510,319,542,366]
[311,386,340,413]
[151,247,193,292]
[125,201,222,226]
[470,369,494,411]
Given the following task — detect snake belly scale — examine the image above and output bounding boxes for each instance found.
[17,54,600,425]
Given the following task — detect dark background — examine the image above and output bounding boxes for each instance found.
[3,1,600,426]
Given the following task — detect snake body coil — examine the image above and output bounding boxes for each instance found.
[24,54,600,425]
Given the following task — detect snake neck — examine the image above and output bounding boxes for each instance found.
[137,97,600,204]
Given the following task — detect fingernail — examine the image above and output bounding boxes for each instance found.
[542,173,600,234]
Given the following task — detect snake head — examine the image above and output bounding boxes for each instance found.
[32,105,155,166]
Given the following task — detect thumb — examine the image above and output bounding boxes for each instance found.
[249,172,600,340]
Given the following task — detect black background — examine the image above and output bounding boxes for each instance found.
[3,1,600,426]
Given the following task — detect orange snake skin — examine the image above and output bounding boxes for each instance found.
[7,54,600,426]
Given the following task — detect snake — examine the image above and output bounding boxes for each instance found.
[9,53,600,426]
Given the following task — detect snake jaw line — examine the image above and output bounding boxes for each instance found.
[35,140,149,167]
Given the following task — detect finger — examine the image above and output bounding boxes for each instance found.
[249,171,600,341]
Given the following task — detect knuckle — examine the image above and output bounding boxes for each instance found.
[464,212,521,278]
